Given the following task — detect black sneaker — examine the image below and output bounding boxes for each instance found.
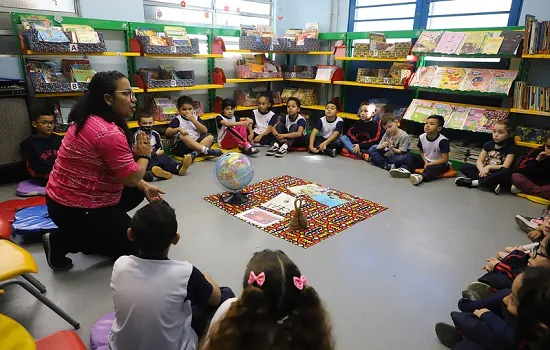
[241,145,259,155]
[435,322,461,348]
[461,289,481,301]
[42,232,73,271]
[206,148,223,157]
[467,282,494,299]
[325,148,337,158]
[275,145,288,158]
[266,143,279,156]
[454,177,472,188]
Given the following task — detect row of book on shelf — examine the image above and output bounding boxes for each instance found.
[240,23,319,45]
[21,14,101,44]
[135,26,192,47]
[523,15,550,55]
[27,59,96,84]
[403,99,508,133]
[513,81,550,112]
[409,66,517,94]
[412,30,523,55]
[352,33,412,59]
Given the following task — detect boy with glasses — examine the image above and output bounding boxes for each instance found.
[20,110,62,185]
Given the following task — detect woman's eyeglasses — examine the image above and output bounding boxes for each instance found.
[115,89,136,98]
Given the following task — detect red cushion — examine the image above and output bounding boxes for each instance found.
[288,146,308,152]
[340,148,362,160]
[414,168,457,178]
[0,197,46,213]
[36,330,86,350]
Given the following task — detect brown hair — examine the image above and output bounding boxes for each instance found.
[381,113,397,126]
[202,250,334,350]
[495,119,514,136]
[543,133,550,145]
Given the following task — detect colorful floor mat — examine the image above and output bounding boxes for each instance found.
[204,175,387,248]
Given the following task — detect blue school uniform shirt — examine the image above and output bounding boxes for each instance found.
[314,116,344,139]
[133,130,162,153]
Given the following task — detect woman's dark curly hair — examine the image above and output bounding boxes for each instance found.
[69,71,131,143]
[202,249,334,350]
[517,267,550,349]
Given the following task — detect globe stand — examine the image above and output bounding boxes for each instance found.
[221,191,248,205]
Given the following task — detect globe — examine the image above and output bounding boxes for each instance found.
[214,152,254,204]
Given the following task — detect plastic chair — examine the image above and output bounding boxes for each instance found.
[0,239,80,329]
[0,313,36,350]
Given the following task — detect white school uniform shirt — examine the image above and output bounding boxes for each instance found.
[315,116,344,139]
[169,115,204,140]
[281,114,307,136]
[252,109,275,135]
[215,115,235,143]
[109,256,213,350]
[418,133,450,163]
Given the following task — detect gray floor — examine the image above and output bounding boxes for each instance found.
[0,152,540,349]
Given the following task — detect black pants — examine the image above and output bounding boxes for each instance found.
[275,123,307,147]
[46,186,144,258]
[460,163,512,191]
[149,154,180,174]
[191,286,235,339]
[173,133,212,157]
[402,153,449,182]
[253,132,275,145]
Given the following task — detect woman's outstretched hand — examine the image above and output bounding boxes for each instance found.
[143,183,165,202]
[133,131,152,157]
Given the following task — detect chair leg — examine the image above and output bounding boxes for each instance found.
[0,280,80,329]
[21,274,47,294]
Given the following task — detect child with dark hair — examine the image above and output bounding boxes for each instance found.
[109,201,234,350]
[133,115,192,180]
[202,249,334,350]
[215,98,259,155]
[390,115,450,186]
[248,93,277,146]
[268,97,307,158]
[340,102,383,160]
[511,133,550,200]
[368,113,410,171]
[308,101,344,157]
[456,119,517,194]
[166,95,221,158]
[20,110,62,185]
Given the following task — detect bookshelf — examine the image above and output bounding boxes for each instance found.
[335,57,408,62]
[285,78,332,84]
[25,51,141,57]
[409,86,508,97]
[334,81,406,90]
[510,108,550,117]
[515,136,541,149]
[225,78,284,83]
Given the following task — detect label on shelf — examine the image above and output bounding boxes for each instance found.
[170,46,177,54]
[270,44,274,51]
[388,85,393,89]
[69,44,79,52]
[291,72,297,78]
[70,83,79,91]
[170,80,177,87]
[263,72,269,78]
[116,52,121,56]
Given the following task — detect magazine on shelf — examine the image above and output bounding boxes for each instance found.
[445,106,469,129]
[409,66,437,88]
[436,67,467,90]
[434,31,466,55]
[463,108,485,131]
[487,70,518,94]
[412,30,442,53]
[432,102,453,123]
[456,32,486,54]
[37,27,70,43]
[499,30,524,54]
[403,99,435,123]
[480,110,509,133]
[481,37,504,54]
[459,69,492,92]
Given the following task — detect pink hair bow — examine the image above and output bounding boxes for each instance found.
[248,271,266,286]
[293,275,308,290]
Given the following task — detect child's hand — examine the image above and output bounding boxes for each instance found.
[424,160,429,169]
[254,134,262,143]
[479,166,490,177]
[352,144,361,154]
[473,309,490,318]
[528,229,544,242]
[497,251,508,259]
[309,145,320,153]
[248,133,254,142]
[537,151,548,161]
[484,258,499,272]
[319,142,327,151]
[179,128,189,137]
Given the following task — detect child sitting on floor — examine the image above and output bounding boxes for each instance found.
[267,97,307,158]
[511,133,550,200]
[202,249,334,350]
[247,93,277,146]
[216,98,259,155]
[20,110,62,186]
[166,96,222,158]
[133,115,192,179]
[455,119,517,194]
[340,102,384,161]
[368,113,410,171]
[308,101,344,158]
[109,201,234,350]
[390,115,450,186]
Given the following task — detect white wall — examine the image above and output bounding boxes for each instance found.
[275,0,349,36]
[79,0,144,22]
[519,0,550,25]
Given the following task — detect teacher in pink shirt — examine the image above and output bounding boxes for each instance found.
[44,71,164,270]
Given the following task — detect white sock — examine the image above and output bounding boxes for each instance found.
[472,180,479,187]
[273,142,280,148]
[201,146,208,154]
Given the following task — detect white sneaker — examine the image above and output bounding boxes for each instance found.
[389,168,411,178]
[494,184,501,195]
[410,174,423,186]
[511,184,521,194]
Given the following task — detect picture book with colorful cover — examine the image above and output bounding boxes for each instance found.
[20,15,51,29]
[409,66,437,87]
[135,28,157,37]
[41,61,67,84]
[434,31,466,54]
[235,207,284,228]
[75,30,100,44]
[37,27,69,43]
[436,67,467,90]
[457,32,486,54]
[487,70,518,94]
[499,30,524,54]
[61,24,94,32]
[432,103,454,123]
[70,63,96,83]
[480,109,509,132]
[301,187,350,208]
[459,69,492,92]
[481,37,504,54]
[445,106,469,130]
[261,193,297,215]
[429,66,447,88]
[412,30,442,53]
[463,108,486,131]
[153,98,178,115]
[403,99,434,123]
[369,32,386,51]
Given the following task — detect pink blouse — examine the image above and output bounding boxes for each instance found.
[47,115,139,208]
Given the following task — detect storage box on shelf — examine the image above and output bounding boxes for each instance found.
[21,30,107,53]
[282,65,316,79]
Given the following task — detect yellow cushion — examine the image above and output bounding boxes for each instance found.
[0,240,38,282]
[0,314,36,350]
[517,193,550,206]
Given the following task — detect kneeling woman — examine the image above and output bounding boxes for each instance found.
[44,71,164,270]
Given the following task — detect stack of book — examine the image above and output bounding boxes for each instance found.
[513,81,550,112]
[410,66,517,94]
[61,24,100,44]
[27,58,97,84]
[135,28,168,46]
[352,34,412,58]
[412,30,523,55]
[523,15,550,55]
[403,99,509,133]
[356,62,413,85]
[164,26,191,47]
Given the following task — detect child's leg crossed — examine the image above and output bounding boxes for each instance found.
[512,173,550,199]
[367,145,388,168]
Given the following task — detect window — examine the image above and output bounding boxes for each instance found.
[352,1,416,32]
[426,0,513,29]
[144,0,273,28]
[0,0,77,13]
